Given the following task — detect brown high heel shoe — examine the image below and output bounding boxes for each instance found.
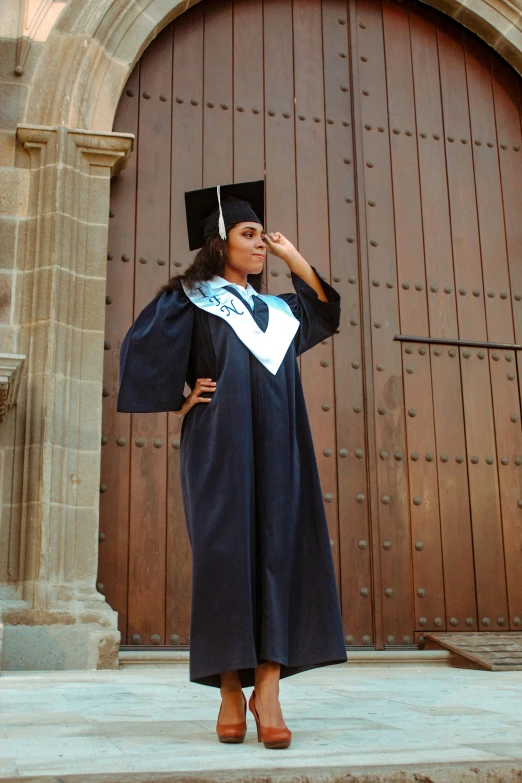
[248,689,292,749]
[216,691,247,743]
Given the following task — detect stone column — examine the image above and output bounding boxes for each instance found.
[0,125,132,670]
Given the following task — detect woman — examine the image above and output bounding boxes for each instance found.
[117,180,347,750]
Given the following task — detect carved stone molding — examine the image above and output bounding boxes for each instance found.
[15,0,67,77]
[0,355,26,425]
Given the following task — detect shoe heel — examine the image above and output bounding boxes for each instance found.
[249,690,262,742]
[249,689,291,749]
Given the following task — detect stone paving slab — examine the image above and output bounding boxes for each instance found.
[3,765,522,783]
[0,664,521,781]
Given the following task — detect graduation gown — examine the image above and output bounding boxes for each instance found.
[118,267,347,688]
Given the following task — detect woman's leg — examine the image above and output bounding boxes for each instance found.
[253,661,288,729]
[219,670,246,723]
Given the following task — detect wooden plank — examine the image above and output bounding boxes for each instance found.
[233,0,266,293]
[128,25,173,646]
[409,4,477,632]
[292,0,340,586]
[99,65,140,644]
[354,0,413,647]
[166,3,205,647]
[491,58,522,632]
[466,38,522,629]
[322,0,372,646]
[263,0,297,295]
[382,0,445,634]
[409,6,458,341]
[465,44,521,632]
[349,0,383,649]
[203,0,233,186]
[465,39,513,344]
[437,16,508,630]
[233,0,264,182]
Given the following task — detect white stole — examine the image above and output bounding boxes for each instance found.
[181,281,299,375]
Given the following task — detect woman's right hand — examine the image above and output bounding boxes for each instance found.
[173,378,217,417]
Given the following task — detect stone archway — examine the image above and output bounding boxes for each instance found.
[22,0,522,132]
[0,0,521,670]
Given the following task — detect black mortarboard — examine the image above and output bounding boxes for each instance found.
[184,180,265,251]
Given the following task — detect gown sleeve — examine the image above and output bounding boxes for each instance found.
[277,265,341,356]
[117,287,194,413]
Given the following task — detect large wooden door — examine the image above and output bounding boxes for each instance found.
[99,0,522,649]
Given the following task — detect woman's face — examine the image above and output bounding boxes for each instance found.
[225,221,266,277]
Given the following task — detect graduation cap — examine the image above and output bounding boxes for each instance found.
[184,179,265,251]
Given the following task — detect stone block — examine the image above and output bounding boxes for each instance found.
[59,212,84,277]
[0,217,16,271]
[0,323,14,350]
[0,0,21,40]
[0,447,14,530]
[0,271,12,321]
[24,371,48,448]
[62,165,82,225]
[73,506,100,582]
[78,380,103,450]
[51,376,80,451]
[46,497,63,584]
[82,276,106,331]
[89,59,129,132]
[96,629,121,669]
[0,398,15,448]
[0,502,11,582]
[24,443,48,503]
[58,212,108,283]
[20,322,48,378]
[26,34,87,127]
[22,265,53,324]
[85,221,110,278]
[0,430,15,511]
[149,0,190,25]
[0,130,16,167]
[0,447,4,564]
[67,321,84,380]
[104,4,158,62]
[80,325,105,383]
[0,82,29,131]
[6,504,20,582]
[0,167,29,217]
[75,448,102,508]
[1,623,120,670]
[82,165,113,226]
[56,264,75,325]
[7,405,23,499]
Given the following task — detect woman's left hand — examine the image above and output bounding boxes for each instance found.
[263,232,298,262]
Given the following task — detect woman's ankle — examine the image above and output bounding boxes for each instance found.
[254,661,281,693]
[220,671,242,694]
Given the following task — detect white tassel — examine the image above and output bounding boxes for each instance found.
[217,185,227,240]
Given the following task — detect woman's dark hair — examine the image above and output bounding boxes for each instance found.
[159,224,264,295]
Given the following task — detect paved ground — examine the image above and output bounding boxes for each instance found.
[0,662,521,781]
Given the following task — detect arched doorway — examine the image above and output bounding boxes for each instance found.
[99,0,522,650]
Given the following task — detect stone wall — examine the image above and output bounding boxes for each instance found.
[0,0,520,670]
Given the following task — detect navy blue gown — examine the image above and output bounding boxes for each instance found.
[118,267,347,688]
